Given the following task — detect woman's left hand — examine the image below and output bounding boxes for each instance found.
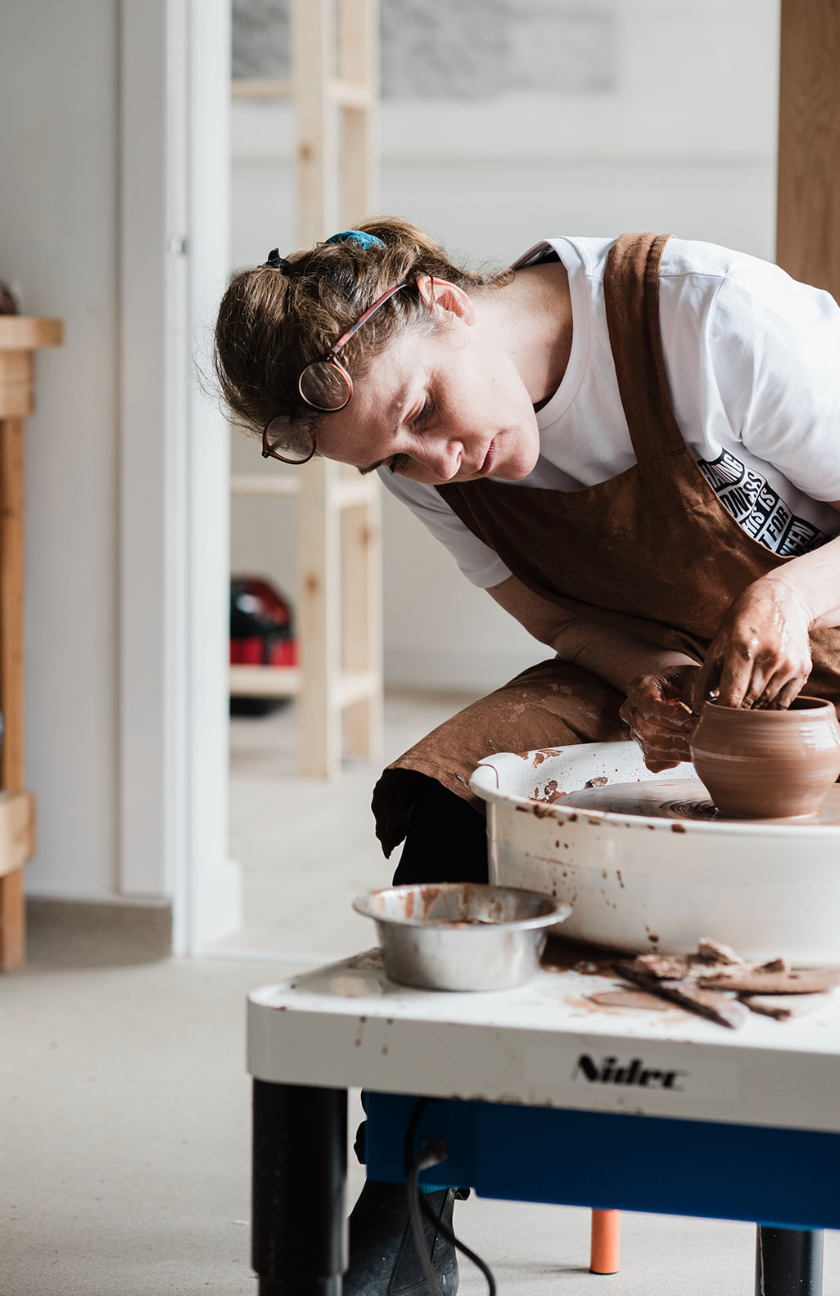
[620,664,700,772]
[686,577,813,712]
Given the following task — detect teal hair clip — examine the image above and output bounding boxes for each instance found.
[326,230,386,251]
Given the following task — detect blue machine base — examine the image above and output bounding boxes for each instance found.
[365,1092,840,1231]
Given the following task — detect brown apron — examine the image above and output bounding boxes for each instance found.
[373,233,840,855]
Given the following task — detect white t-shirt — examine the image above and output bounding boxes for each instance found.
[381,236,840,589]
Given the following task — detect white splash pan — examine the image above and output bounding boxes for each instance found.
[469,740,840,964]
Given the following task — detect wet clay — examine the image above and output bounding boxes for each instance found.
[696,967,840,994]
[588,989,671,1011]
[364,882,559,927]
[614,960,746,1028]
[742,992,830,1020]
[530,780,565,805]
[689,696,840,819]
[559,776,840,825]
[541,935,619,978]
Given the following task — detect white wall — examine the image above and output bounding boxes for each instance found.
[0,0,121,898]
[0,0,236,938]
[229,0,781,691]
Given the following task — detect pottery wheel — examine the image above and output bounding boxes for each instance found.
[562,777,840,826]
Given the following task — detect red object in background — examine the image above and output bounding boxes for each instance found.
[229,576,297,667]
[229,576,297,716]
[230,636,297,667]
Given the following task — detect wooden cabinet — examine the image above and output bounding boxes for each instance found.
[0,316,62,968]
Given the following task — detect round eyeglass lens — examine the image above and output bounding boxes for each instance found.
[264,418,315,464]
[298,359,352,411]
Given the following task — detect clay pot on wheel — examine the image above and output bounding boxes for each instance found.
[689,696,840,819]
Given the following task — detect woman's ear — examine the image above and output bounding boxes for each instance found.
[415,275,477,325]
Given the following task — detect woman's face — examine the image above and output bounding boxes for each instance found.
[313,309,541,485]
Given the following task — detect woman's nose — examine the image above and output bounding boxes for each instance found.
[417,436,461,479]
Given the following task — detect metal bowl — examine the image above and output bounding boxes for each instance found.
[352,882,572,991]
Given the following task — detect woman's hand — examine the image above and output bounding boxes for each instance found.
[685,578,813,713]
[620,664,700,772]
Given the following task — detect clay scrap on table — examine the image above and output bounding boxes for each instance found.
[696,937,743,965]
[610,937,839,1028]
[588,989,671,1012]
[740,993,832,1021]
[696,967,840,994]
[634,951,788,983]
[612,960,746,1029]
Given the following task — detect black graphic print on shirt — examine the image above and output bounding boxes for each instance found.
[697,450,830,556]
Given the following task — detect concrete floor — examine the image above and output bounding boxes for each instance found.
[221,689,482,962]
[4,691,838,1295]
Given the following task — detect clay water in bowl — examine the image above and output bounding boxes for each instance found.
[353,883,571,990]
[689,696,840,819]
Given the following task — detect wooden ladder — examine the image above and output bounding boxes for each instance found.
[230,0,383,779]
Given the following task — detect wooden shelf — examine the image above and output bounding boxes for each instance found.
[228,1,383,779]
[229,664,378,707]
[0,316,62,968]
[230,471,378,509]
[230,665,301,697]
[0,317,63,351]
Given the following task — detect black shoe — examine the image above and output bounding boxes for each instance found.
[343,1178,466,1296]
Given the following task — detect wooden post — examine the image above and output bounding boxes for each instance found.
[0,317,61,968]
[299,457,344,778]
[335,0,383,764]
[777,0,840,300]
[338,0,379,224]
[293,0,338,248]
[0,415,26,795]
[233,5,382,774]
[289,0,383,775]
[341,474,383,761]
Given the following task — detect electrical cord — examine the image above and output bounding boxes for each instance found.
[403,1097,497,1296]
[406,1136,448,1296]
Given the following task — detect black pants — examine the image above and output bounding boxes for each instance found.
[356,775,487,1172]
[390,774,488,887]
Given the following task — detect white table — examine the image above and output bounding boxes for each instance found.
[247,946,840,1294]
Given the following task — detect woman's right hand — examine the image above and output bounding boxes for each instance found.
[619,664,701,772]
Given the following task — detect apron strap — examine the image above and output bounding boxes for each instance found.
[604,232,687,462]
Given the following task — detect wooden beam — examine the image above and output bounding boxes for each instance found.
[230,473,299,497]
[777,0,840,299]
[231,78,293,99]
[293,0,338,246]
[0,413,28,969]
[0,793,36,877]
[0,868,25,970]
[229,665,301,697]
[0,352,35,419]
[341,494,383,759]
[0,320,59,966]
[338,0,379,225]
[0,318,63,350]
[299,457,343,777]
[0,416,26,795]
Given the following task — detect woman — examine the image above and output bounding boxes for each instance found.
[215,219,840,1293]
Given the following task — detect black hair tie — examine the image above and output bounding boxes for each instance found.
[264,248,292,270]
